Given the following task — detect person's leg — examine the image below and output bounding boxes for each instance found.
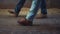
[36,0,47,18]
[15,0,26,16]
[18,0,40,26]
[26,0,40,21]
[8,0,26,17]
[40,0,47,14]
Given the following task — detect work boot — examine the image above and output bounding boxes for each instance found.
[17,18,32,26]
[36,14,47,19]
[8,10,18,17]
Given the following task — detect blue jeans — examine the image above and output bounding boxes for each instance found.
[26,0,47,21]
[15,0,26,15]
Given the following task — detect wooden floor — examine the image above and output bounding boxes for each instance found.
[0,8,60,34]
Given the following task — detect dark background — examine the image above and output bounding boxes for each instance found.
[0,0,60,9]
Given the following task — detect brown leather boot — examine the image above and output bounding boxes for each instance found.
[8,10,18,17]
[17,18,32,26]
[35,14,47,19]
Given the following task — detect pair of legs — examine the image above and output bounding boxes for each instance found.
[8,0,26,17]
[18,0,47,26]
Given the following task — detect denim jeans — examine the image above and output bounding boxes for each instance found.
[26,0,47,21]
[15,0,26,15]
